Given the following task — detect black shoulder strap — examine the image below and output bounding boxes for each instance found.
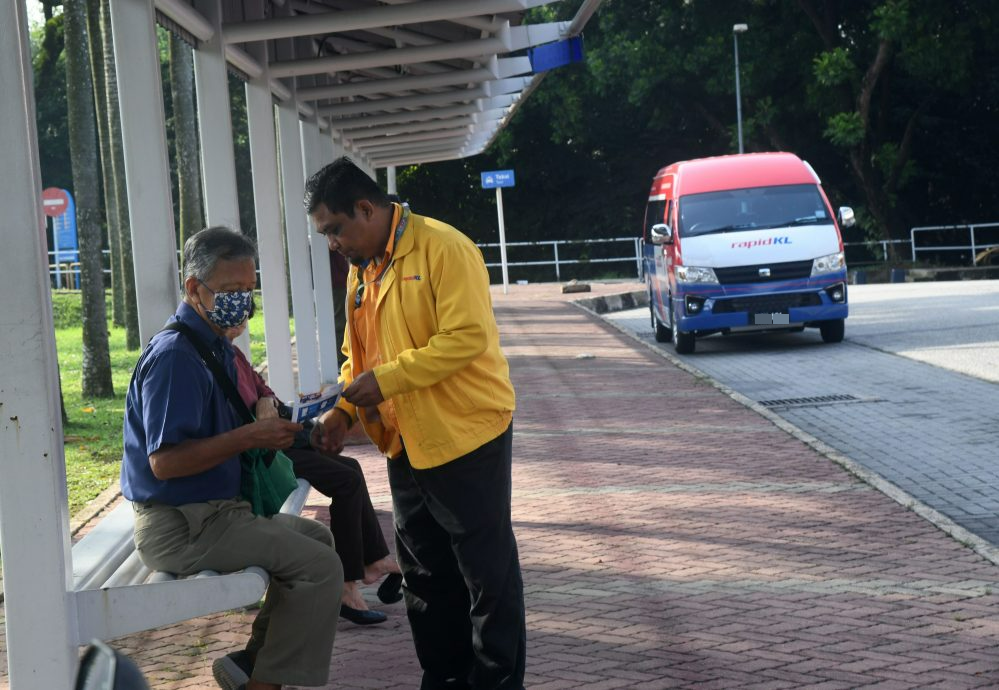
[162,321,255,425]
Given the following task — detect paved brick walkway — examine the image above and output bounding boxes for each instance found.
[4,282,999,688]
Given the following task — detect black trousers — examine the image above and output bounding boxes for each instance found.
[388,423,526,690]
[285,450,389,582]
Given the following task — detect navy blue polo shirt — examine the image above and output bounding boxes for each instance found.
[120,302,242,505]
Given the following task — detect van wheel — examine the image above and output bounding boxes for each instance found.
[671,302,696,354]
[653,309,670,343]
[820,319,845,343]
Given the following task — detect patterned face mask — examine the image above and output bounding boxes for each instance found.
[200,281,254,329]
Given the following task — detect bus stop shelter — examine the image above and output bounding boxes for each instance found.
[0,0,601,685]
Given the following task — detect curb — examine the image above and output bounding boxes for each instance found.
[572,290,648,315]
[70,482,123,537]
[572,295,999,569]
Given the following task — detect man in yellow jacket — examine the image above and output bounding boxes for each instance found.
[308,157,525,690]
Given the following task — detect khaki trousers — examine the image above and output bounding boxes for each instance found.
[133,498,343,687]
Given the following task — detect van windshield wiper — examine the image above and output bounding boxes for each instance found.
[689,223,756,236]
[784,215,824,226]
[751,216,827,230]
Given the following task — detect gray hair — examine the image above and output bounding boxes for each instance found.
[183,226,257,283]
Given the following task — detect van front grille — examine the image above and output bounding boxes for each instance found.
[714,259,813,285]
[712,292,822,314]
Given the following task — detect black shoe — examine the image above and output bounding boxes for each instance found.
[340,604,388,625]
[377,573,404,604]
[212,650,252,690]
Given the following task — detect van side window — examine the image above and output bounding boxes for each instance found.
[644,199,667,241]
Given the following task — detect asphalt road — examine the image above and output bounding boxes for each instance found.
[605,280,999,547]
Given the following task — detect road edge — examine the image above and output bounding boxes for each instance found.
[572,293,999,569]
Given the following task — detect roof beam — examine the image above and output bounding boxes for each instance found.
[223,0,550,44]
[297,67,494,102]
[360,136,470,156]
[320,86,486,118]
[484,76,531,96]
[338,103,481,130]
[268,23,564,79]
[371,151,475,167]
[342,115,476,138]
[345,127,472,146]
[269,36,505,78]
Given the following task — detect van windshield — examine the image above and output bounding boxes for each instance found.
[678,184,831,238]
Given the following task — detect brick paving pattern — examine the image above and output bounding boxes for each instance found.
[3,282,999,688]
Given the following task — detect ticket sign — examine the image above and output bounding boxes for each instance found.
[481,170,515,189]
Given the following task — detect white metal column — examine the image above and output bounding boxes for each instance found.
[109,0,180,346]
[193,0,239,228]
[193,0,250,356]
[246,80,295,400]
[278,102,321,394]
[302,121,338,384]
[0,3,78,687]
[387,165,398,195]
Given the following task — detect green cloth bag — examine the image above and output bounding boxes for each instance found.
[240,448,299,517]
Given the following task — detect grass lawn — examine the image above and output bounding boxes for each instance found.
[54,290,275,516]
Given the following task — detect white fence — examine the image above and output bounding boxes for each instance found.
[50,239,647,288]
[477,237,643,282]
[910,223,999,265]
[49,224,998,289]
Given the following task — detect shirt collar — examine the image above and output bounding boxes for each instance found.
[365,203,403,275]
[174,301,228,352]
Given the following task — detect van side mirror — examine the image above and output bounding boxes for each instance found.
[838,207,856,228]
[650,223,673,245]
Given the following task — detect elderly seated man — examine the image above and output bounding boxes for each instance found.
[120,226,342,690]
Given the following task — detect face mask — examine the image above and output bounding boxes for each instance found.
[200,282,254,329]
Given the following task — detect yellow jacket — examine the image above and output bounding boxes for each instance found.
[335,211,515,469]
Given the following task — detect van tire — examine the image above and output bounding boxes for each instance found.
[653,311,670,343]
[819,319,845,343]
[671,302,696,354]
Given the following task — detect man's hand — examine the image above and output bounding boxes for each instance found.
[255,396,280,420]
[246,417,302,450]
[343,371,385,407]
[314,408,350,456]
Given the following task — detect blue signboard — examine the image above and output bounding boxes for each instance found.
[529,36,584,73]
[52,189,79,263]
[481,170,516,189]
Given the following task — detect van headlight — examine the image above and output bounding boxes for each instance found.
[811,251,845,276]
[676,266,718,284]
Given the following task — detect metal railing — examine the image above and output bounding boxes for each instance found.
[842,239,912,264]
[477,237,642,281]
[57,225,997,288]
[910,223,999,265]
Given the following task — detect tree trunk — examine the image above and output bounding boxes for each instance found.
[85,0,123,327]
[169,33,204,266]
[100,0,139,349]
[64,0,114,397]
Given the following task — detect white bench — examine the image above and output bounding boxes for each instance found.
[70,479,311,644]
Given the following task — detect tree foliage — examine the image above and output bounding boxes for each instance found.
[398,0,999,261]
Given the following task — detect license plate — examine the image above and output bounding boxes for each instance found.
[753,312,789,325]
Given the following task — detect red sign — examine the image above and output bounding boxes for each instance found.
[42,187,69,218]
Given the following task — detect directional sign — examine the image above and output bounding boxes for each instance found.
[42,187,69,217]
[481,169,515,189]
[529,36,585,73]
[51,189,78,263]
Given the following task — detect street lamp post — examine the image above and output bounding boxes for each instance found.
[733,23,748,154]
